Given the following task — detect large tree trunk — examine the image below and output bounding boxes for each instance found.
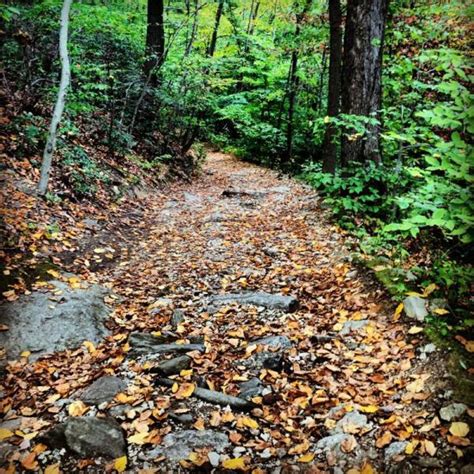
[340,0,389,165]
[207,0,224,57]
[37,0,72,196]
[321,0,342,174]
[285,0,312,164]
[145,0,165,85]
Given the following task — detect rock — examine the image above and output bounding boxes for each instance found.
[208,451,220,467]
[316,433,358,455]
[439,403,468,422]
[0,281,110,360]
[239,378,264,400]
[129,333,204,356]
[155,378,255,411]
[384,441,408,460]
[184,192,201,204]
[339,320,369,336]
[44,417,126,459]
[108,404,133,418]
[153,355,192,375]
[169,413,194,424]
[244,351,284,371]
[82,218,101,230]
[79,376,127,405]
[253,335,293,349]
[142,430,229,462]
[403,296,428,322]
[210,292,298,313]
[331,411,371,434]
[263,247,279,257]
[222,189,267,199]
[170,310,185,327]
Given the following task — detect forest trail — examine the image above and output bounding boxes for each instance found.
[1,151,463,472]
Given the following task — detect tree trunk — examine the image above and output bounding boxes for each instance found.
[207,0,224,57]
[285,0,312,164]
[340,0,389,166]
[145,0,165,85]
[321,0,342,174]
[184,0,199,57]
[37,0,72,196]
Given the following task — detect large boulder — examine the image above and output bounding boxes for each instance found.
[0,281,110,360]
[43,417,126,459]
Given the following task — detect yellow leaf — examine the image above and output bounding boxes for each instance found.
[360,461,375,474]
[333,323,343,331]
[46,269,60,278]
[423,283,438,297]
[20,351,31,358]
[44,463,61,474]
[174,383,195,399]
[449,422,470,437]
[180,369,193,377]
[83,341,96,354]
[359,405,378,413]
[241,416,259,430]
[0,428,14,441]
[127,431,150,445]
[424,440,437,456]
[433,308,449,315]
[408,326,424,334]
[297,452,315,463]
[405,442,415,455]
[393,303,404,321]
[114,455,127,472]
[68,401,89,417]
[222,458,246,470]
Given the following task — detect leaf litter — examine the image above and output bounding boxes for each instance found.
[0,151,472,472]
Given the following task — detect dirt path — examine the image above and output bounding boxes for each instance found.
[1,152,469,472]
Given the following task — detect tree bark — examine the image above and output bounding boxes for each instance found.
[321,0,342,174]
[37,0,72,196]
[184,0,199,57]
[145,0,165,85]
[207,0,224,57]
[285,0,312,164]
[340,0,389,166]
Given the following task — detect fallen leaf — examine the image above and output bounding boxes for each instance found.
[174,383,195,399]
[359,405,378,413]
[408,326,424,334]
[127,431,150,445]
[449,422,470,437]
[222,457,246,470]
[375,431,392,448]
[297,452,315,463]
[424,440,437,456]
[0,428,14,441]
[21,452,38,471]
[114,456,127,472]
[68,400,89,417]
[44,463,61,474]
[393,303,404,321]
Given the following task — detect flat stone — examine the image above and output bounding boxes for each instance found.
[403,296,428,322]
[253,335,293,349]
[339,320,369,336]
[169,413,194,424]
[239,378,264,400]
[316,433,358,453]
[439,403,468,422]
[170,310,185,327]
[331,411,371,434]
[384,441,408,459]
[129,333,204,356]
[154,355,192,375]
[79,376,127,405]
[210,292,299,313]
[44,417,126,459]
[0,281,110,360]
[142,430,229,462]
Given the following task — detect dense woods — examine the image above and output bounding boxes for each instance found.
[0,0,473,471]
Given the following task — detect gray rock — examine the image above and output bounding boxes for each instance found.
[169,413,194,424]
[384,441,408,459]
[129,333,204,356]
[244,351,283,371]
[184,192,201,204]
[331,411,371,434]
[403,296,428,322]
[82,218,101,230]
[239,378,264,400]
[154,355,192,375]
[143,430,229,462]
[79,376,127,405]
[108,404,133,418]
[170,310,185,327]
[316,433,357,454]
[439,403,468,422]
[0,281,110,360]
[339,320,369,336]
[44,417,126,459]
[208,451,220,467]
[253,335,293,349]
[210,292,299,313]
[263,247,279,257]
